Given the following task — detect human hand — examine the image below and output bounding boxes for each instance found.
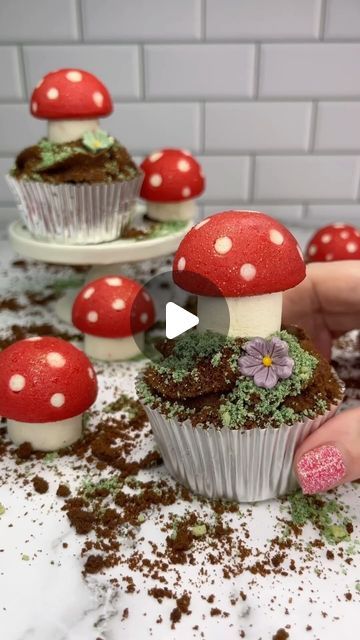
[282,261,360,493]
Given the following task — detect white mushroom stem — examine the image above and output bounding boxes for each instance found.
[7,414,83,452]
[48,119,100,143]
[84,332,144,361]
[147,200,197,222]
[197,292,283,338]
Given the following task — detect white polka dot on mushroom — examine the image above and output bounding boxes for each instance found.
[269,229,284,245]
[66,70,83,82]
[149,151,163,163]
[105,277,122,286]
[35,78,43,89]
[149,174,162,187]
[297,245,303,259]
[83,287,95,299]
[112,298,125,311]
[140,313,148,324]
[177,257,186,271]
[47,87,59,100]
[143,291,150,301]
[321,234,332,244]
[333,223,345,229]
[87,311,98,323]
[182,187,191,198]
[325,253,334,261]
[340,231,350,239]
[214,236,232,255]
[88,367,94,379]
[47,352,66,368]
[195,218,210,230]
[346,242,358,253]
[32,101,38,113]
[308,245,317,256]
[177,159,191,172]
[240,263,256,281]
[181,149,191,156]
[93,91,104,107]
[9,374,25,392]
[51,393,65,408]
[26,336,42,341]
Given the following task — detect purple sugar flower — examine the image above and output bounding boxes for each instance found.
[238,337,294,389]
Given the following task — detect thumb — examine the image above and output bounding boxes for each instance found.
[293,408,360,494]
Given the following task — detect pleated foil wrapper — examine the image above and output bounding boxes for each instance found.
[6,173,143,244]
[141,400,342,503]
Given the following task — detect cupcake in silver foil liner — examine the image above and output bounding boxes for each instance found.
[6,173,143,245]
[137,376,343,503]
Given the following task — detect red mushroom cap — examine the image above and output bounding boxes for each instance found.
[140,148,205,203]
[72,276,155,338]
[305,223,360,263]
[30,68,113,120]
[0,337,97,423]
[173,210,305,297]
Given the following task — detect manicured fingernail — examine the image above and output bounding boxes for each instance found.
[296,444,346,494]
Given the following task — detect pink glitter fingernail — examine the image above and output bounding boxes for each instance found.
[296,444,346,494]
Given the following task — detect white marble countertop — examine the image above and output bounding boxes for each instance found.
[0,217,359,640]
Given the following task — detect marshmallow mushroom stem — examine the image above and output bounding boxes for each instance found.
[147,200,197,223]
[84,332,144,361]
[197,292,283,338]
[7,415,83,452]
[48,119,100,144]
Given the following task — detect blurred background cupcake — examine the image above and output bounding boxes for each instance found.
[7,68,142,244]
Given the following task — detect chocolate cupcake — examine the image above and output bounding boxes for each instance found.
[137,211,343,502]
[7,68,142,244]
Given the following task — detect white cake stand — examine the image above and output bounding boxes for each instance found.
[8,215,192,323]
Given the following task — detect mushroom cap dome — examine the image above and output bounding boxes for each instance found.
[140,148,205,203]
[72,276,155,338]
[305,223,360,263]
[0,337,97,423]
[173,210,305,297]
[30,68,113,120]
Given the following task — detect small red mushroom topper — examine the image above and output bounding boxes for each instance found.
[305,223,360,263]
[72,276,155,338]
[0,336,97,423]
[173,210,305,297]
[30,68,113,121]
[140,148,205,203]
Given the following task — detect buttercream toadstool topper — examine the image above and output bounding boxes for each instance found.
[140,148,205,222]
[31,68,113,144]
[173,210,305,338]
[305,223,360,262]
[72,275,155,361]
[0,336,97,452]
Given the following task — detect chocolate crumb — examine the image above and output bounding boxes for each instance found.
[32,476,49,494]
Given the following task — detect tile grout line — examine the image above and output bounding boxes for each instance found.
[308,101,318,152]
[75,0,84,41]
[247,156,256,201]
[253,43,261,98]
[318,0,328,40]
[139,44,146,101]
[17,45,28,101]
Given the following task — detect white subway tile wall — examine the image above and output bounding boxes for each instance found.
[0,0,359,226]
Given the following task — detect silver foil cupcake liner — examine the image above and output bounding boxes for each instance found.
[6,173,143,245]
[140,400,342,503]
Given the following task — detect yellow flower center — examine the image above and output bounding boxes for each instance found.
[262,355,273,367]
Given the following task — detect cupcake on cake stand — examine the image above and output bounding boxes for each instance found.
[6,68,204,322]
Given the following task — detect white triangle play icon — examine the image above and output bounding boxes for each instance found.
[165,302,199,339]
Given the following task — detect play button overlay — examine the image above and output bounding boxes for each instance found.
[130,268,229,362]
[165,302,199,339]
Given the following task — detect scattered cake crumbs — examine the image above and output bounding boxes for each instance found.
[32,475,49,494]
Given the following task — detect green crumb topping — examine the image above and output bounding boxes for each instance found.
[191,523,207,537]
[38,138,85,169]
[355,582,360,592]
[21,554,30,561]
[218,330,318,428]
[154,330,237,382]
[103,393,143,419]
[286,491,352,545]
[0,503,5,516]
[137,513,146,524]
[145,219,188,239]
[82,476,121,497]
[43,451,59,464]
